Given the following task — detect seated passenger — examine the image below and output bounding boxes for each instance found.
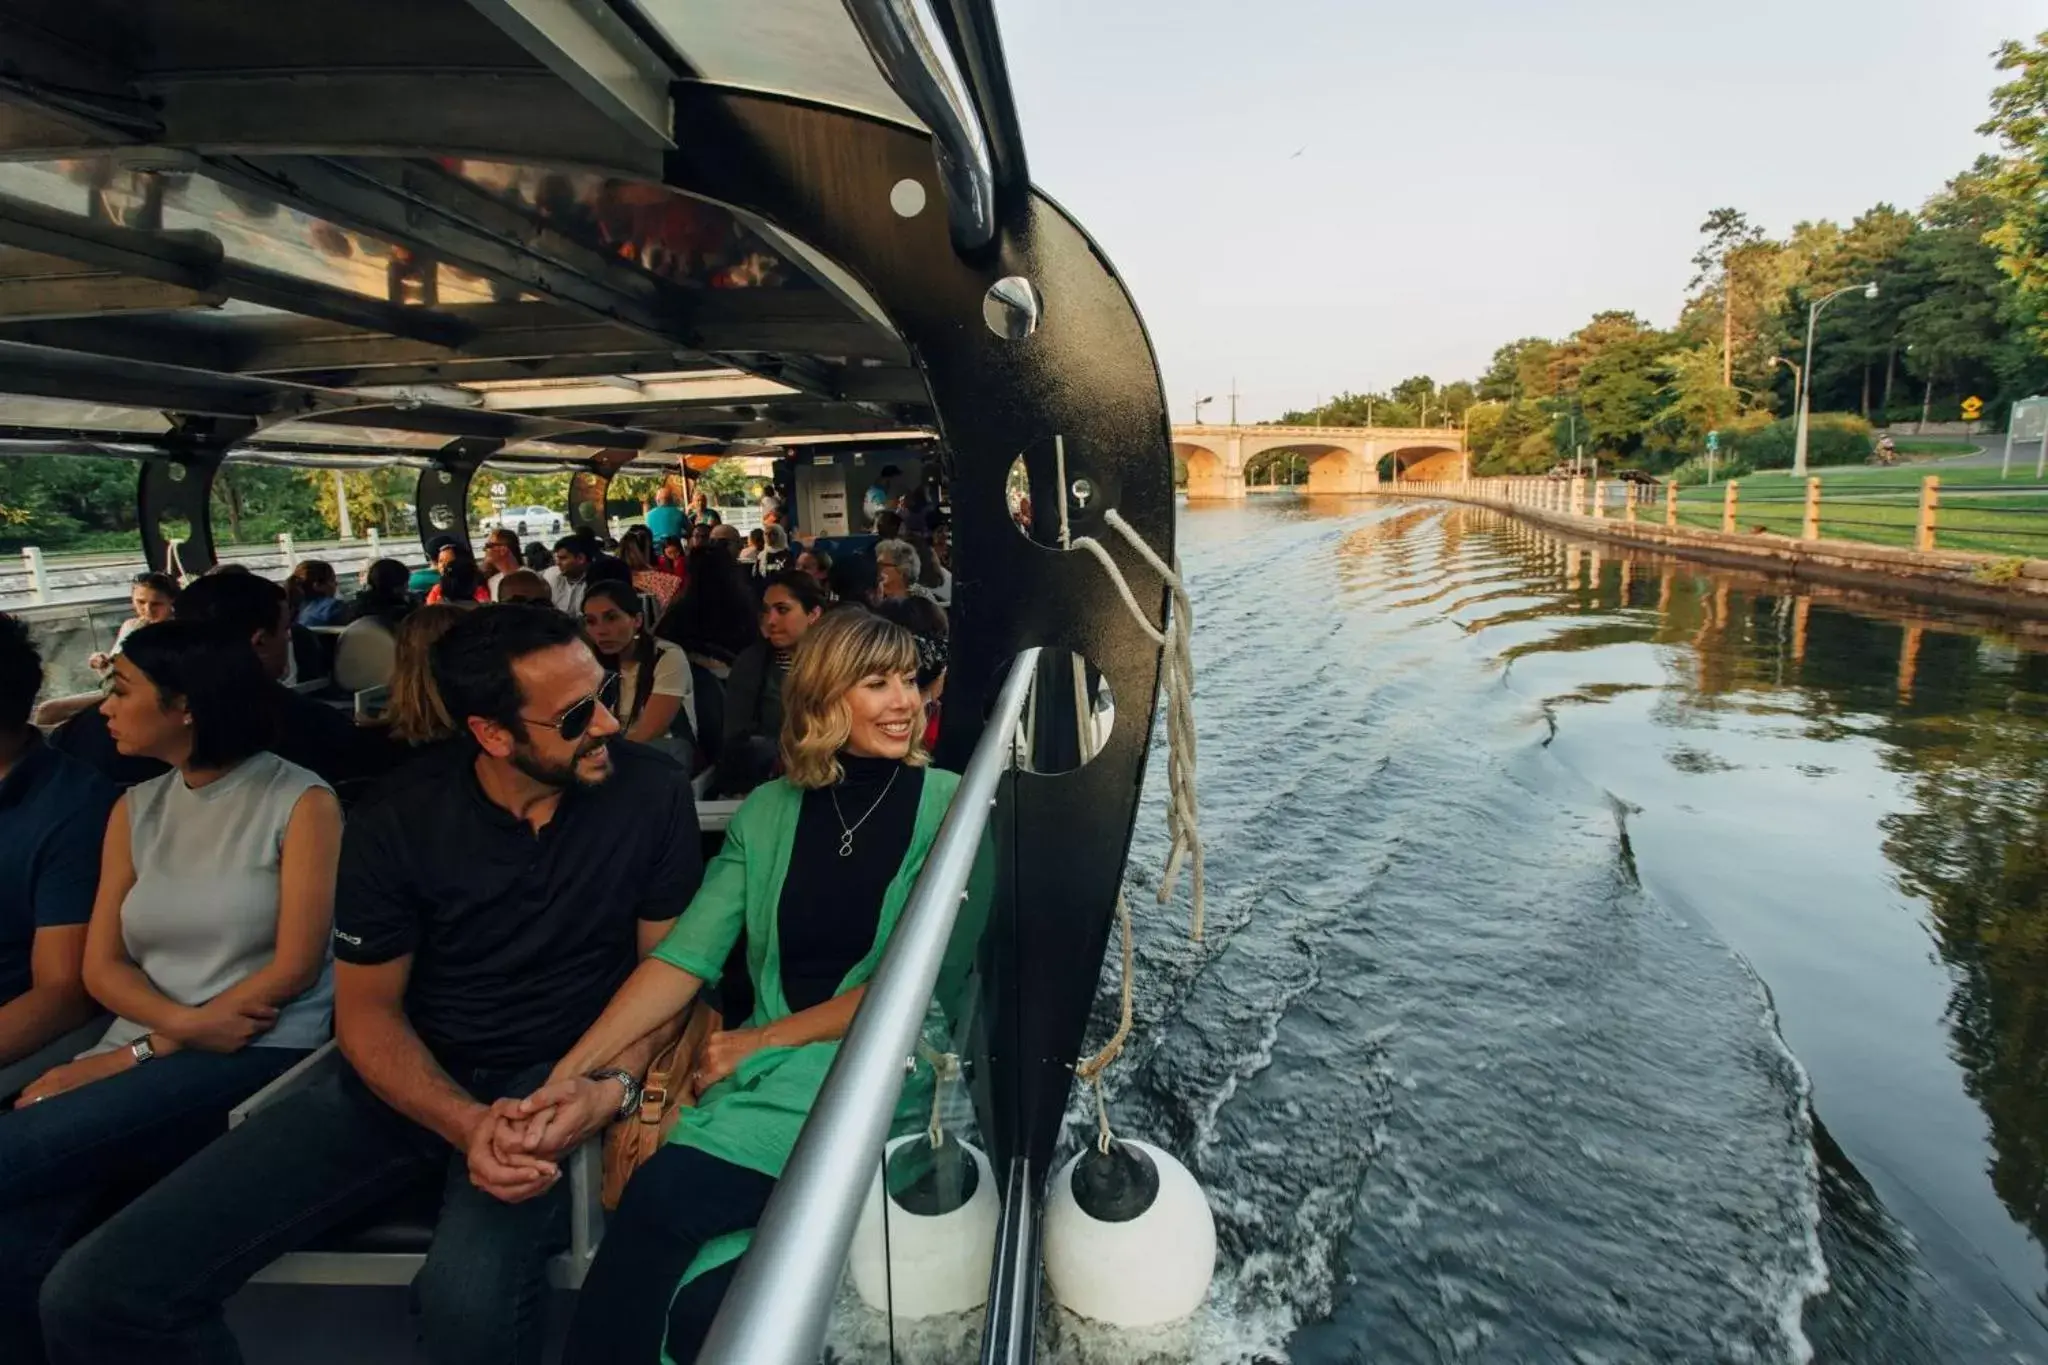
[425,548,489,606]
[535,610,980,1362]
[331,558,411,695]
[737,527,764,567]
[479,529,523,601]
[826,552,879,610]
[88,572,179,673]
[407,538,458,596]
[495,568,553,606]
[718,570,824,795]
[38,607,705,1365]
[0,615,113,1074]
[874,537,939,605]
[0,620,339,1358]
[287,560,348,628]
[520,539,551,572]
[34,574,182,730]
[582,580,695,761]
[654,546,763,677]
[621,527,682,613]
[795,545,831,594]
[545,534,594,615]
[367,603,466,757]
[52,572,385,795]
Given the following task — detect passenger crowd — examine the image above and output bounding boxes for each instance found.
[0,473,962,1363]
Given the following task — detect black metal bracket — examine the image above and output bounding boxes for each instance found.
[135,415,256,575]
[414,436,499,558]
[664,86,1175,1179]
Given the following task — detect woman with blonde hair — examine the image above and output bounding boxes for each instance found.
[373,603,465,748]
[524,609,986,1362]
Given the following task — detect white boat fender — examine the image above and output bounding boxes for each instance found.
[849,1133,999,1318]
[1043,1138,1216,1327]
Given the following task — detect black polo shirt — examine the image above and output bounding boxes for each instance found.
[333,741,704,1071]
[0,735,116,1003]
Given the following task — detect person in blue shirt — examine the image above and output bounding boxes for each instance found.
[644,485,686,546]
[0,613,115,1077]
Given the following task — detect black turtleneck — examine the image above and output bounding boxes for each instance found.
[777,753,925,1012]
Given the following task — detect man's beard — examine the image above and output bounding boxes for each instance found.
[511,734,612,790]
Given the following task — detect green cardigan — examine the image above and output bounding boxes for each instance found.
[648,767,990,1287]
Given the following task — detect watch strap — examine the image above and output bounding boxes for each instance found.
[587,1068,640,1121]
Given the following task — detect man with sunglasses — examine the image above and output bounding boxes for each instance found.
[42,609,704,1365]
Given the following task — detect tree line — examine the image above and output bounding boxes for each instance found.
[1280,32,2048,480]
[0,454,758,555]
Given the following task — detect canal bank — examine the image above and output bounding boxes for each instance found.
[1385,478,2048,620]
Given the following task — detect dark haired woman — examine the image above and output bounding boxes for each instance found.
[287,560,346,628]
[425,547,489,605]
[41,573,184,727]
[717,570,824,794]
[0,621,339,1349]
[620,526,683,613]
[582,580,695,758]
[531,610,988,1363]
[654,545,761,676]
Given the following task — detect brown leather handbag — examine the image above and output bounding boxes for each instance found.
[601,1001,718,1210]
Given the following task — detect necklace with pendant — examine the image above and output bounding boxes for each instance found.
[831,764,900,857]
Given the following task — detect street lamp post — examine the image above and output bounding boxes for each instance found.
[1193,395,1214,424]
[1793,281,1878,477]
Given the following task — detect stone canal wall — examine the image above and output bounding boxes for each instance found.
[1383,478,2048,620]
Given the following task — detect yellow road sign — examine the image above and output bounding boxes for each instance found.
[1962,395,1984,421]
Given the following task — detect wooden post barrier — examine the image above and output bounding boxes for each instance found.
[1802,478,1821,542]
[1722,481,1739,534]
[1916,475,1940,552]
[1592,479,1607,519]
[20,546,46,603]
[1625,482,1638,523]
[1570,476,1586,517]
[1665,481,1678,527]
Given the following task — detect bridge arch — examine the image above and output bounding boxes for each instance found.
[1174,441,1233,501]
[1379,444,1464,483]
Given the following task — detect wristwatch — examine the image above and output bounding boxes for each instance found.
[587,1068,642,1120]
[129,1035,157,1065]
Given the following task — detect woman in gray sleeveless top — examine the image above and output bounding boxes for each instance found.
[0,621,341,1350]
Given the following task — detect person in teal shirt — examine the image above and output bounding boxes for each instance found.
[517,609,988,1363]
[644,486,686,546]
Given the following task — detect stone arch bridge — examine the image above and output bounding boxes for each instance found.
[1173,424,1467,499]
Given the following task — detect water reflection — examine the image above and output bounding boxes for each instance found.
[1421,505,2048,1331]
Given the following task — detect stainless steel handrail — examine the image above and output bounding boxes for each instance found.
[842,0,996,251]
[697,645,1041,1362]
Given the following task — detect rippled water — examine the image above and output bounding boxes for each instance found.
[1065,498,2048,1364]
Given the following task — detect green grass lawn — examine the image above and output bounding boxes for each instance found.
[1664,466,2048,556]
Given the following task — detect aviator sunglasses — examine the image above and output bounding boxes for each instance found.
[521,672,621,741]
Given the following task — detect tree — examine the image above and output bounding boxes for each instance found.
[695,458,753,504]
[1899,168,2015,423]
[1691,208,1766,388]
[1477,338,1556,402]
[1981,31,2048,350]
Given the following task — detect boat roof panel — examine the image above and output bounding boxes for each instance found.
[626,0,923,129]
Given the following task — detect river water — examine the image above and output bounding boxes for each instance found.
[1075,497,2048,1364]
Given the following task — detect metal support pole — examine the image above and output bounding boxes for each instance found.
[334,469,354,540]
[1803,477,1821,542]
[2003,425,2015,480]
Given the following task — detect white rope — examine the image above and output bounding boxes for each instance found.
[1061,502,1205,1158]
[918,1044,961,1147]
[1071,507,1205,939]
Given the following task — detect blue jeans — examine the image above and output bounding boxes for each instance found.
[0,1044,308,1363]
[39,1059,567,1365]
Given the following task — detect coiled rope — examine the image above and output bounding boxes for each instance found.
[1065,501,1204,1154]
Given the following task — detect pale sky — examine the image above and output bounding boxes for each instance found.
[998,0,2043,422]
